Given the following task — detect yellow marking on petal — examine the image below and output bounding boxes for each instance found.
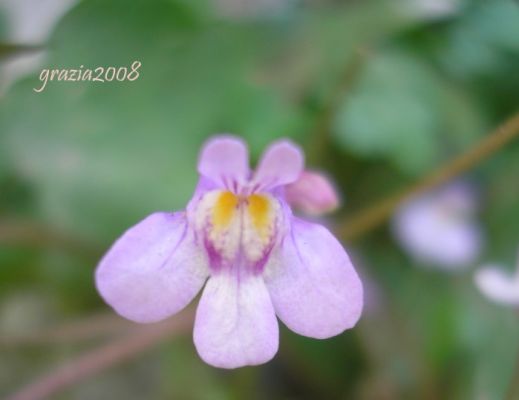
[212,191,238,229]
[247,194,271,233]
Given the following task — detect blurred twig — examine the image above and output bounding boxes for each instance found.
[5,308,194,400]
[0,218,102,258]
[506,349,519,400]
[0,43,44,60]
[306,47,370,164]
[0,313,136,347]
[337,111,519,240]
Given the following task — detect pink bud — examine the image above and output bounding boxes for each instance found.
[285,170,340,216]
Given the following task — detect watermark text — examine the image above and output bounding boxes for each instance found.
[34,61,141,92]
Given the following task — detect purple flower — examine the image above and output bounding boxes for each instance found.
[95,136,363,369]
[475,251,519,306]
[392,182,482,271]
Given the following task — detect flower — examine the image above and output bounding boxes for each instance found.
[284,170,340,216]
[475,251,519,306]
[95,135,363,369]
[391,182,482,270]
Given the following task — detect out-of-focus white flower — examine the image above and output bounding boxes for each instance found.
[401,0,460,20]
[1,0,76,42]
[475,254,519,306]
[392,182,483,270]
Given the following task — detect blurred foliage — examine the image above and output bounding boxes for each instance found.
[1,0,519,399]
[333,49,484,175]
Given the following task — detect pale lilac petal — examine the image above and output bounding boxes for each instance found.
[186,177,219,215]
[198,135,249,191]
[252,140,304,191]
[392,189,482,270]
[475,265,519,306]
[285,170,340,215]
[193,272,278,368]
[264,217,363,339]
[96,212,209,323]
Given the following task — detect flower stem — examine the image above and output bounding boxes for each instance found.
[5,308,194,400]
[0,218,101,258]
[336,111,519,241]
[506,346,519,400]
[0,313,135,347]
[306,47,369,165]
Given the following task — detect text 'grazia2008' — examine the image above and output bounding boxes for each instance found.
[33,61,141,92]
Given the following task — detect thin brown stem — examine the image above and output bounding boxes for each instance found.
[0,43,44,60]
[0,313,135,347]
[306,47,370,164]
[506,348,519,400]
[5,308,194,400]
[0,218,101,258]
[336,111,519,241]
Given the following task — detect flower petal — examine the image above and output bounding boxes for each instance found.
[475,265,519,306]
[252,140,304,191]
[95,212,209,323]
[392,192,482,270]
[285,170,340,215]
[198,135,249,191]
[264,217,363,338]
[193,271,279,368]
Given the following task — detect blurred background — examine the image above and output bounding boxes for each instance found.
[1,0,519,398]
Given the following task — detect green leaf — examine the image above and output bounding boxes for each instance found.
[332,50,484,175]
[439,0,519,78]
